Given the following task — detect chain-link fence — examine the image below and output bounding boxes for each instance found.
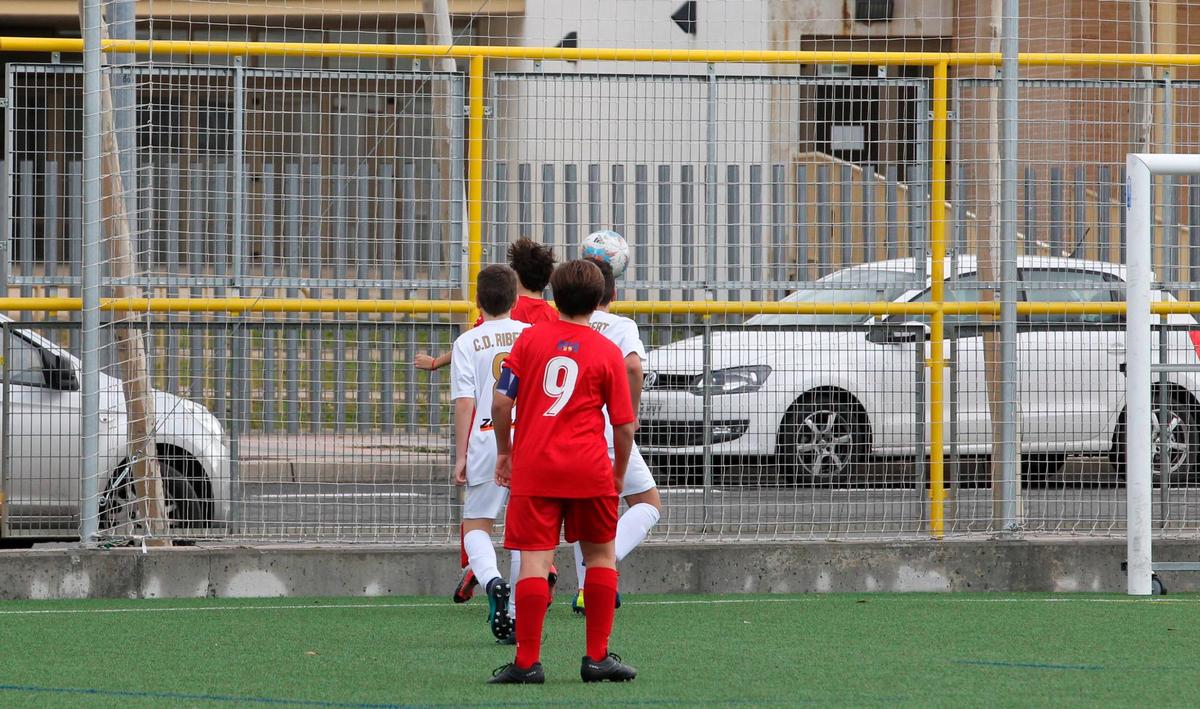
[5,49,1200,544]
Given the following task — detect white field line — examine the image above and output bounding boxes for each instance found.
[253,492,426,500]
[0,595,1194,617]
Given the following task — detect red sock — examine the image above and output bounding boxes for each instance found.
[584,567,618,662]
[459,524,468,569]
[514,577,550,668]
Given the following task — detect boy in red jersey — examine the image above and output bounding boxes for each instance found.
[414,238,556,372]
[488,260,637,685]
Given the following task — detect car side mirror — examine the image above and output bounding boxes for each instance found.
[867,321,930,345]
[43,352,80,391]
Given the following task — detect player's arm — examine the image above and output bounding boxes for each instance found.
[492,366,519,487]
[624,352,643,428]
[414,351,452,371]
[612,421,634,494]
[603,351,636,494]
[452,397,474,485]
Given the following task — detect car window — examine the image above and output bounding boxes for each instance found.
[1020,269,1118,324]
[746,268,917,326]
[894,273,985,330]
[5,333,45,388]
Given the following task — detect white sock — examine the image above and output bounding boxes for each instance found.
[507,550,521,616]
[463,529,501,588]
[615,503,661,562]
[573,542,586,591]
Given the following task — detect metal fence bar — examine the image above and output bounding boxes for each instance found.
[726,164,740,300]
[817,164,831,274]
[634,164,649,303]
[541,163,555,247]
[332,162,348,433]
[44,161,59,295]
[656,164,671,303]
[796,163,810,282]
[611,163,626,238]
[18,161,32,297]
[517,162,532,238]
[748,163,763,303]
[587,163,601,233]
[284,164,301,434]
[380,164,396,434]
[1050,165,1064,256]
[1097,165,1112,263]
[1191,178,1200,300]
[885,165,898,262]
[492,161,508,261]
[680,164,695,301]
[306,168,323,434]
[770,164,786,297]
[1023,165,1035,256]
[564,163,579,254]
[839,163,853,268]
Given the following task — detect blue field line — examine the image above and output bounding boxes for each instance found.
[953,659,1107,671]
[0,684,799,708]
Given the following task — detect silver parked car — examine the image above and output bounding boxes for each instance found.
[1,317,230,537]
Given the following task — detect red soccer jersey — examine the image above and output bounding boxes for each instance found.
[474,295,557,327]
[502,319,634,498]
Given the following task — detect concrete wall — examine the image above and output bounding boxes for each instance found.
[2,539,1197,599]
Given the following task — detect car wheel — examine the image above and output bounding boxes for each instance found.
[99,454,210,535]
[777,394,866,486]
[1109,393,1199,484]
[1021,455,1066,487]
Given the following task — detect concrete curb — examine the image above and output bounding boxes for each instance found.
[2,539,1199,599]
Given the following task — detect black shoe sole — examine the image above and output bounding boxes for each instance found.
[488,582,513,640]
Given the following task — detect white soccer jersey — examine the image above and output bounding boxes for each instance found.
[450,317,529,486]
[590,310,648,447]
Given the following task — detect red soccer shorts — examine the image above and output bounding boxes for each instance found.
[504,494,619,551]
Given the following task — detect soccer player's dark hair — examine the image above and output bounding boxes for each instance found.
[585,257,617,306]
[476,264,518,316]
[551,259,606,317]
[507,237,556,293]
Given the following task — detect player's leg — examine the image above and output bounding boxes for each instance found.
[616,444,661,562]
[453,523,477,603]
[574,444,659,614]
[489,495,561,684]
[571,542,587,613]
[463,483,513,641]
[570,496,636,682]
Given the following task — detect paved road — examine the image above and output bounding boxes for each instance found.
[228,476,1200,543]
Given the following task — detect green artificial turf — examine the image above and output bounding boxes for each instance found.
[0,593,1197,708]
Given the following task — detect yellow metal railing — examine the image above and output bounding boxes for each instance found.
[5,35,1200,537]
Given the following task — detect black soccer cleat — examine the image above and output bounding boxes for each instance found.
[580,652,637,683]
[486,578,513,641]
[496,631,516,646]
[453,568,478,604]
[488,661,545,684]
[547,564,559,607]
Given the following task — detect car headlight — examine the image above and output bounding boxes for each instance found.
[693,365,772,395]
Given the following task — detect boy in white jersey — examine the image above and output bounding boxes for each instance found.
[571,258,662,614]
[451,264,530,642]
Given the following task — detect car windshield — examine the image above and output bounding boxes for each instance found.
[745,268,919,326]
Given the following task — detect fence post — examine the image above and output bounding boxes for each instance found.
[998,0,1021,534]
[79,0,104,543]
[928,60,950,540]
[467,55,485,307]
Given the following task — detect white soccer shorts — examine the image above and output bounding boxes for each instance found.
[463,480,509,520]
[613,443,656,496]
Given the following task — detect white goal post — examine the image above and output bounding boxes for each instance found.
[1124,153,1200,595]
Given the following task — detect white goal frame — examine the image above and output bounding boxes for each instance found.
[1125,154,1200,595]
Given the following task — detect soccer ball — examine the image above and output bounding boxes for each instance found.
[580,230,630,278]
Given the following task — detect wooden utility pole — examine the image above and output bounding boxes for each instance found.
[81,2,169,542]
[423,0,457,274]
